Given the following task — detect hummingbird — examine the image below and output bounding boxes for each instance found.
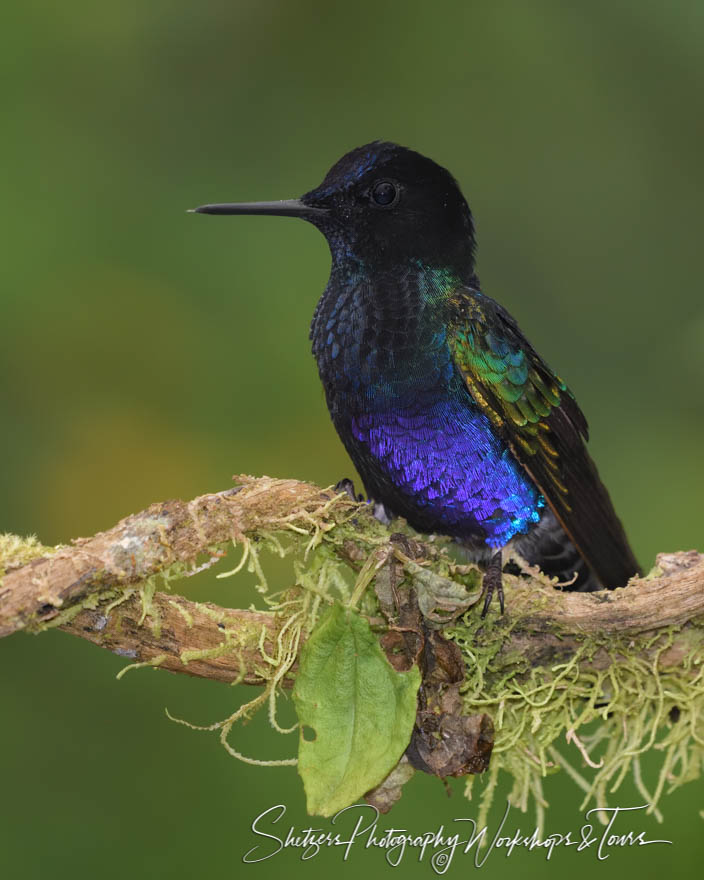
[191,142,641,612]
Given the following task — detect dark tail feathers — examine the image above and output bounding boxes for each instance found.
[512,508,604,592]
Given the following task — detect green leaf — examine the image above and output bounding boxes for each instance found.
[292,603,421,817]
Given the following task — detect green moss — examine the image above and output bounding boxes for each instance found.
[446,596,704,831]
[7,494,703,824]
[0,533,54,578]
[116,654,167,680]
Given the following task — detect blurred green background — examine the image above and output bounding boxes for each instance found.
[2,1,703,877]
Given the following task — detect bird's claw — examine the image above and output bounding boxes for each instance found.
[480,550,505,618]
[372,500,394,526]
[334,478,395,526]
[335,477,364,502]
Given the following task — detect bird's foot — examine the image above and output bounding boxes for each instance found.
[481,550,505,618]
[334,478,395,525]
[372,501,394,526]
[334,477,364,502]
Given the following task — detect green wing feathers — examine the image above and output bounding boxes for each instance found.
[448,289,640,588]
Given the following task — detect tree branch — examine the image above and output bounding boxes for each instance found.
[61,592,288,685]
[2,476,703,684]
[0,476,356,638]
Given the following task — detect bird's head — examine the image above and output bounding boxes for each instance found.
[191,141,476,273]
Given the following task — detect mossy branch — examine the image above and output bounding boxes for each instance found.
[2,475,704,821]
[1,475,702,657]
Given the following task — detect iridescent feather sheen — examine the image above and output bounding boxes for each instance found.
[195,140,641,591]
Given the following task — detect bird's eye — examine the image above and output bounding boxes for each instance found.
[370,180,399,208]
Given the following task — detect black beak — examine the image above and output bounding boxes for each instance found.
[188,198,326,218]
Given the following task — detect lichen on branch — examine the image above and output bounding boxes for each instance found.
[1,475,703,823]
